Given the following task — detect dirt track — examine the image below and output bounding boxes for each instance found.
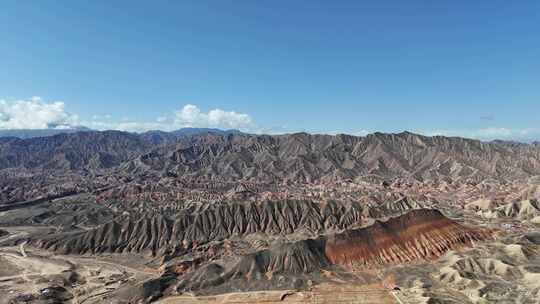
[158,283,399,304]
[0,244,159,304]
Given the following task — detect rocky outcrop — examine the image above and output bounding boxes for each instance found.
[31,198,429,256]
[498,199,540,220]
[175,239,329,293]
[33,215,174,255]
[325,209,490,267]
[228,239,329,277]
[32,200,371,255]
[477,199,540,221]
[171,209,490,294]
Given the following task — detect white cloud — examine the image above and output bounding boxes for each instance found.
[174,104,253,129]
[417,127,540,142]
[0,97,256,133]
[0,97,79,129]
[3,97,538,142]
[473,127,513,138]
[322,129,371,136]
[156,116,167,123]
[85,120,167,133]
[84,104,255,132]
[353,129,371,136]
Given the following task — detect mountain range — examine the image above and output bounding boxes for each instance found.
[2,128,540,304]
[0,127,241,139]
[1,129,539,183]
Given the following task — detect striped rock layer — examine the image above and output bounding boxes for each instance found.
[325,209,490,267]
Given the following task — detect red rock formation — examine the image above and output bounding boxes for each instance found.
[325,209,490,267]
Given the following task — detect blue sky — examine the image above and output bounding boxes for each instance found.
[1,1,539,140]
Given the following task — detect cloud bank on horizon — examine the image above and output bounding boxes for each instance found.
[0,97,255,133]
[418,128,540,143]
[176,104,252,130]
[0,97,79,129]
[0,97,538,142]
[88,103,254,132]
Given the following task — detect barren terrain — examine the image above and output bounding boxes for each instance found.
[1,131,540,303]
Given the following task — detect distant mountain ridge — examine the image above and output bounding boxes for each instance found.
[0,127,93,139]
[140,128,243,145]
[0,127,242,139]
[1,130,540,182]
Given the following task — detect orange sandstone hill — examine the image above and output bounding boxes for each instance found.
[325,209,491,268]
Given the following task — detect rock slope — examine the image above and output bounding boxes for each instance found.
[32,200,373,255]
[325,209,490,267]
[126,132,540,182]
[165,209,490,295]
[2,131,540,182]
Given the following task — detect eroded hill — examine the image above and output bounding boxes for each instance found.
[1,131,540,303]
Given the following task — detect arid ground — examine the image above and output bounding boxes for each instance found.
[1,131,540,303]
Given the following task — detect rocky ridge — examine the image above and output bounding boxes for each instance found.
[2,131,540,188]
[171,209,490,294]
[32,199,385,255]
[325,209,490,267]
